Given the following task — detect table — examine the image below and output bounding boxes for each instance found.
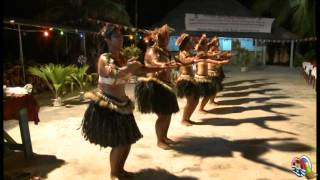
[3,94,40,159]
[4,94,40,124]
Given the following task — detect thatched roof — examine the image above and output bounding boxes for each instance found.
[154,0,298,39]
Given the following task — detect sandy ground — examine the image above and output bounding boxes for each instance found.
[4,66,317,180]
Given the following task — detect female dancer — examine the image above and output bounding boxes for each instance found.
[135,24,180,150]
[80,24,151,179]
[207,36,231,105]
[175,33,201,126]
[195,34,229,113]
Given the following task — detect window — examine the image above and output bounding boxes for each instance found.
[219,37,232,51]
[239,38,254,51]
[167,36,179,52]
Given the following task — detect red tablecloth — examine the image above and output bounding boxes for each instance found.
[3,94,40,125]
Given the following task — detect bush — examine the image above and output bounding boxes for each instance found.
[123,45,142,62]
[28,64,75,98]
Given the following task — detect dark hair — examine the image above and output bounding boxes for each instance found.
[100,24,123,39]
[179,36,191,51]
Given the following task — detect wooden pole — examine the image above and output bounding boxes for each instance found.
[262,44,266,66]
[17,24,26,84]
[83,34,87,57]
[290,40,294,68]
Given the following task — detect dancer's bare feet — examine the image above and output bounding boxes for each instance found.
[110,174,120,180]
[181,120,193,126]
[164,137,179,145]
[157,141,171,150]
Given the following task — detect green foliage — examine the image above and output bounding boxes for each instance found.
[232,41,251,67]
[303,49,316,60]
[251,0,315,36]
[28,64,75,98]
[293,52,304,67]
[70,64,93,92]
[122,45,142,60]
[239,49,251,67]
[294,49,316,67]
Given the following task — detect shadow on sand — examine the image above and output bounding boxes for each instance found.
[4,152,65,179]
[223,82,277,92]
[195,115,298,135]
[223,79,268,87]
[132,168,198,180]
[216,95,289,106]
[220,88,282,98]
[206,103,299,116]
[171,137,313,173]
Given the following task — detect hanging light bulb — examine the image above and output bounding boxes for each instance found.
[44,31,49,37]
[49,27,53,31]
[129,35,134,40]
[80,33,84,38]
[144,39,149,43]
[60,30,64,36]
[9,20,15,24]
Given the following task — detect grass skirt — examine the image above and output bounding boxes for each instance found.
[134,77,179,114]
[195,74,216,97]
[176,75,200,99]
[218,67,225,81]
[81,91,142,148]
[211,76,223,93]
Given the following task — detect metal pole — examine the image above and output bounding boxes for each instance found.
[134,0,138,46]
[254,39,257,58]
[135,0,138,27]
[290,40,294,68]
[66,34,68,55]
[262,44,266,66]
[83,34,87,57]
[17,24,26,84]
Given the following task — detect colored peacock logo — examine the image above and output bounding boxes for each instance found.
[291,155,317,179]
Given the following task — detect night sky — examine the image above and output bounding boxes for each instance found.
[3,0,254,28]
[125,0,184,28]
[4,0,184,28]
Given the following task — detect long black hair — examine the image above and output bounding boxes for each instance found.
[99,24,124,40]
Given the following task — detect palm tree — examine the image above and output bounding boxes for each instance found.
[69,64,95,101]
[251,0,316,37]
[28,64,75,105]
[70,65,93,91]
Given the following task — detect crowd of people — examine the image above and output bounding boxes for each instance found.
[80,24,232,180]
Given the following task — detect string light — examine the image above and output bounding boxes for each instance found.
[6,19,316,43]
[44,31,49,37]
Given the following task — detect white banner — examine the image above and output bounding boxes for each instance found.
[185,13,274,33]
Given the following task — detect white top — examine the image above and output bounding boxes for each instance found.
[311,67,317,78]
[98,76,126,85]
[305,63,313,74]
